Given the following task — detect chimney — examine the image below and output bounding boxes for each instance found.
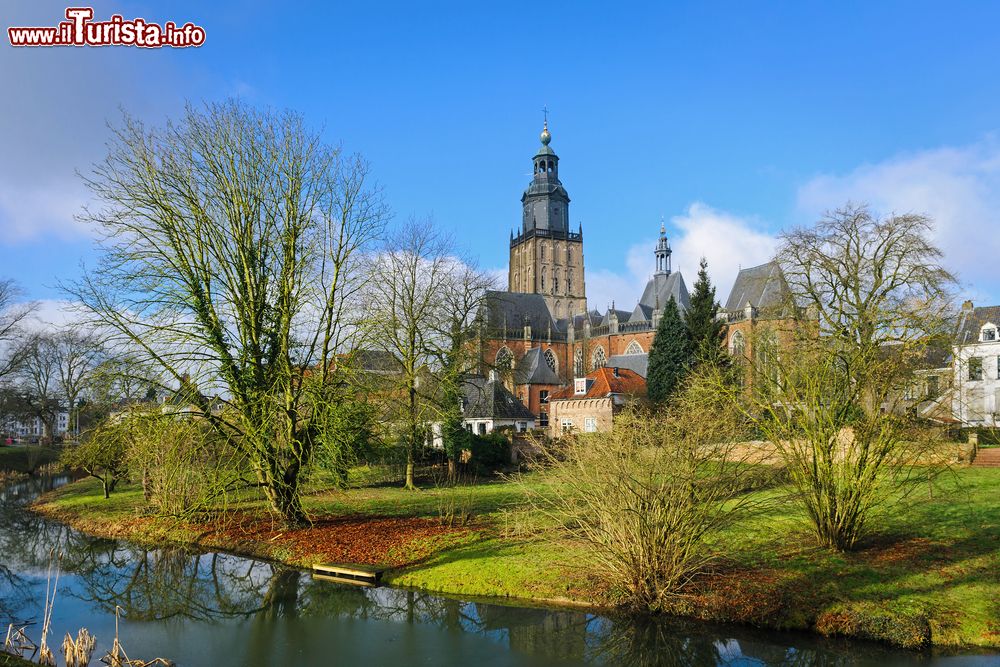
[488,369,498,382]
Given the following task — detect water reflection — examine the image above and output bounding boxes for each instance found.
[0,476,994,666]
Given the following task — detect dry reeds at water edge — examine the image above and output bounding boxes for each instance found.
[1,552,174,667]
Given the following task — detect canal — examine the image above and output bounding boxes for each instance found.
[1,476,996,666]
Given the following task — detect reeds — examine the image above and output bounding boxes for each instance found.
[1,558,174,667]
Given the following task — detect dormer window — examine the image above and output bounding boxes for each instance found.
[982,324,997,342]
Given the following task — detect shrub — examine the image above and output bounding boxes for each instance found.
[468,431,511,474]
[526,371,763,611]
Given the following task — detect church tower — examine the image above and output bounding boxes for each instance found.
[508,119,587,319]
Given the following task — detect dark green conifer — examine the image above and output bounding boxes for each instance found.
[646,296,692,403]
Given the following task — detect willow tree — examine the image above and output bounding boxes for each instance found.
[751,203,957,550]
[68,100,388,524]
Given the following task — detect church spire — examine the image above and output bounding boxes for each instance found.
[654,218,671,276]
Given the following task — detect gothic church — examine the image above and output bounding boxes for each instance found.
[481,121,690,427]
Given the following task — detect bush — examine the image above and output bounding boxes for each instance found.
[468,431,511,474]
[525,371,763,611]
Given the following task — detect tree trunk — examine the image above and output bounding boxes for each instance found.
[405,383,418,490]
[405,454,416,491]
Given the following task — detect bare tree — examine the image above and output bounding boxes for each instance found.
[0,279,36,380]
[66,100,388,524]
[18,333,61,442]
[748,203,958,550]
[363,220,491,489]
[51,329,104,440]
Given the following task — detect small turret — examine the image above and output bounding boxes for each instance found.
[655,218,671,276]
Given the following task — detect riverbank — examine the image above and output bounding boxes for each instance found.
[0,445,60,474]
[33,467,1000,651]
[0,654,36,667]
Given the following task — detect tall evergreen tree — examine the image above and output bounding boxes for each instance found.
[684,257,727,365]
[646,297,692,403]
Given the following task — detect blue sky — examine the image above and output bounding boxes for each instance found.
[2,0,999,321]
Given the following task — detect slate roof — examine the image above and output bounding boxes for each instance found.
[723,262,791,313]
[601,309,633,326]
[351,349,399,374]
[549,367,646,401]
[606,353,649,378]
[571,310,604,328]
[460,376,535,420]
[632,272,690,321]
[483,290,558,333]
[513,347,561,385]
[955,305,1000,345]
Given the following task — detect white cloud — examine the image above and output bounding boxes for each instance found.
[27,299,83,330]
[0,180,91,243]
[586,203,779,313]
[797,138,1000,303]
[670,203,779,301]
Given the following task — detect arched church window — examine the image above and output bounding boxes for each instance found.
[554,275,559,292]
[544,348,558,374]
[592,345,606,369]
[555,301,562,317]
[624,341,644,355]
[496,347,514,373]
[574,349,584,376]
[540,268,546,290]
[730,331,746,357]
[567,274,573,293]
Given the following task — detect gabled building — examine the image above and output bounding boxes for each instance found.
[952,301,1000,426]
[721,261,798,361]
[547,366,646,438]
[459,374,535,435]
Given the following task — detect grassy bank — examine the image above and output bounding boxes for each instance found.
[0,445,60,474]
[33,467,1000,650]
[0,654,36,667]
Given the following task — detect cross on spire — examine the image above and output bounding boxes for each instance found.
[541,105,549,127]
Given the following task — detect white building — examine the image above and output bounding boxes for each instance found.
[2,411,70,440]
[952,302,1000,427]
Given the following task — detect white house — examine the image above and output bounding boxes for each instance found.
[2,411,70,440]
[459,374,535,436]
[952,302,1000,427]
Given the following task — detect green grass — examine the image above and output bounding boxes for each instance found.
[33,466,1000,650]
[0,444,60,473]
[0,653,36,667]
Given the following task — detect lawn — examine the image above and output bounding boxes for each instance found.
[32,465,1000,650]
[0,444,60,473]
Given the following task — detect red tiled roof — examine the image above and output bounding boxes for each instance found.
[549,367,647,401]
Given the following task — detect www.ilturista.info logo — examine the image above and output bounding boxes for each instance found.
[8,7,205,48]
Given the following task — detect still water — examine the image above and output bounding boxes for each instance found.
[0,476,996,667]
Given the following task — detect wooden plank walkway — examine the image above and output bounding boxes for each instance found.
[312,562,384,586]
